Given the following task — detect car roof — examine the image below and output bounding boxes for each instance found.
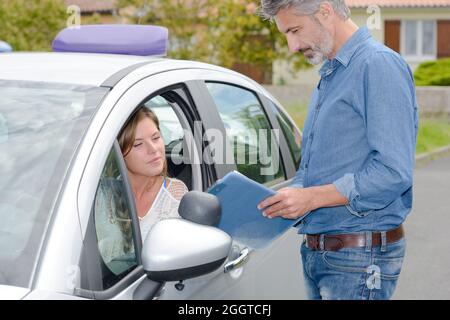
[0,52,259,87]
[0,52,162,86]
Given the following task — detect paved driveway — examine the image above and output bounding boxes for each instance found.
[393,155,450,299]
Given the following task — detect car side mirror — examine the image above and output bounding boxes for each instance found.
[142,219,232,282]
[178,191,221,227]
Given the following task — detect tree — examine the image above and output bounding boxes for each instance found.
[209,1,309,71]
[118,0,216,62]
[0,0,67,51]
[118,0,310,83]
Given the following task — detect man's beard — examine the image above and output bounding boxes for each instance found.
[302,21,334,65]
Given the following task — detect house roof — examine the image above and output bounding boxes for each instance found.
[65,0,116,13]
[64,0,450,14]
[346,0,450,8]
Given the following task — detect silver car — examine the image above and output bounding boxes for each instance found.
[0,25,305,300]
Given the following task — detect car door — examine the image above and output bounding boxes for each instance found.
[179,80,308,299]
[75,71,210,299]
[75,67,307,299]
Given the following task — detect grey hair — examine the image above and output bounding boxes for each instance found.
[260,0,351,21]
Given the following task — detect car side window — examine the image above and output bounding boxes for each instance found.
[205,82,285,185]
[81,147,139,291]
[268,101,302,170]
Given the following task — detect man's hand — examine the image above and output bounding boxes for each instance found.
[257,184,349,220]
[257,187,314,219]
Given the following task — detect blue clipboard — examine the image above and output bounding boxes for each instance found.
[208,171,301,249]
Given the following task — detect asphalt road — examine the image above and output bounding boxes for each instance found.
[393,155,450,300]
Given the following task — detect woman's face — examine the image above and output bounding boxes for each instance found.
[124,117,165,178]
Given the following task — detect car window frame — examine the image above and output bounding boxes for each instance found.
[199,80,290,187]
[150,84,208,191]
[258,94,298,179]
[185,80,237,183]
[76,83,207,299]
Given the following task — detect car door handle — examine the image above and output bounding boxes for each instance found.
[224,247,249,273]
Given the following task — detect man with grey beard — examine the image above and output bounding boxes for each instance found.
[258,0,418,300]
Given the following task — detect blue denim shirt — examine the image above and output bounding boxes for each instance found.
[292,27,419,235]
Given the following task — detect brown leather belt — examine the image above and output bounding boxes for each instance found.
[305,225,404,251]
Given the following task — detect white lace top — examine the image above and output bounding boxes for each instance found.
[139,177,188,243]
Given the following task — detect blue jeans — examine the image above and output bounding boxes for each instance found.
[300,235,406,300]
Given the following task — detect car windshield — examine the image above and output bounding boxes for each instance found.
[0,80,109,288]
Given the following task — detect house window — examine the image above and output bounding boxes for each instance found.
[401,20,437,60]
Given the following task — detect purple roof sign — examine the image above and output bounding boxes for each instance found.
[52,25,169,56]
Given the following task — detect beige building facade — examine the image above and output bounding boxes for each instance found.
[273,0,450,85]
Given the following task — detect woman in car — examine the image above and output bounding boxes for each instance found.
[117,106,189,242]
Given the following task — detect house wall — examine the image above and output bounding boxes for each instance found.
[273,7,450,85]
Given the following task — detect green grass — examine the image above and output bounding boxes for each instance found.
[416,118,450,154]
[283,103,450,155]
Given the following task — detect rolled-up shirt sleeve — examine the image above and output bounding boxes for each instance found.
[333,51,418,217]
